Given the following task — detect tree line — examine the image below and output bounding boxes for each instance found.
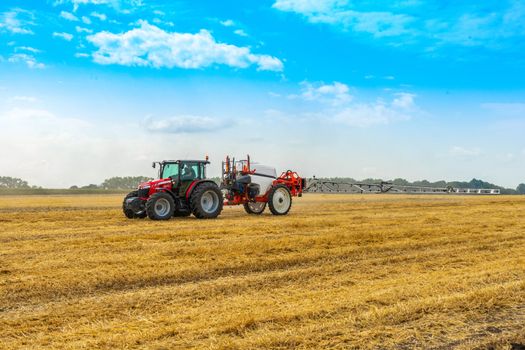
[0,176,151,190]
[0,176,39,189]
[2,175,525,194]
[69,176,153,189]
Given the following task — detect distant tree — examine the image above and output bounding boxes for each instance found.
[413,180,431,186]
[431,180,448,188]
[101,176,152,189]
[81,184,99,189]
[0,176,31,189]
[69,185,79,190]
[517,184,525,194]
[468,178,493,189]
[392,178,410,186]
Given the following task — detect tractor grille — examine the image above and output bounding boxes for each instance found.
[138,188,149,198]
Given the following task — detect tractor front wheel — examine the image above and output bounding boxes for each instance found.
[191,183,223,219]
[122,191,147,219]
[268,184,292,215]
[146,192,175,220]
[244,202,266,215]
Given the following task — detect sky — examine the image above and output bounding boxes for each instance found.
[1,0,524,188]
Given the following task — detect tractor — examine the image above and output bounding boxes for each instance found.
[221,155,305,215]
[122,158,223,220]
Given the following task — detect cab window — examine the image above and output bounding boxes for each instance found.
[161,163,179,178]
[180,163,203,180]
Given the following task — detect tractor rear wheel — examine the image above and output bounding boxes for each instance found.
[268,184,292,215]
[122,191,147,219]
[191,182,223,219]
[146,192,175,220]
[244,202,266,215]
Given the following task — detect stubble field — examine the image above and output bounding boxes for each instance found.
[0,193,524,349]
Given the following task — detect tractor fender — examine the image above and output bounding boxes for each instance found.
[185,179,218,199]
[154,188,177,202]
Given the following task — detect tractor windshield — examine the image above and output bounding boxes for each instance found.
[161,163,179,179]
[180,162,204,181]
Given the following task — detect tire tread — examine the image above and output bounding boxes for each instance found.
[190,182,223,219]
[268,184,292,215]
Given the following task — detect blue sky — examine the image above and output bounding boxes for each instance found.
[1,0,524,188]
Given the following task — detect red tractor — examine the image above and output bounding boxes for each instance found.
[122,155,305,220]
[122,158,223,220]
[221,155,305,215]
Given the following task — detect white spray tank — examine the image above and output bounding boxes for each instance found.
[249,163,277,194]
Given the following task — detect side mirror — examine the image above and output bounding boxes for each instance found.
[152,162,156,169]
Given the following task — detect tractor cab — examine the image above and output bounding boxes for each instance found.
[153,160,208,196]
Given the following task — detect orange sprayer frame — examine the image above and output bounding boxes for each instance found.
[222,155,305,206]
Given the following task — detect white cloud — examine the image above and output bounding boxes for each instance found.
[60,10,78,21]
[15,46,41,53]
[220,19,235,27]
[0,9,35,34]
[53,32,74,41]
[152,17,174,27]
[55,0,143,11]
[286,81,417,127]
[145,115,229,134]
[334,99,412,127]
[81,16,92,24]
[234,29,248,37]
[273,0,525,49]
[293,81,352,106]
[8,54,45,69]
[153,10,165,16]
[348,91,416,127]
[430,3,525,49]
[273,0,414,38]
[90,11,107,21]
[272,0,344,13]
[76,26,93,33]
[86,21,283,71]
[392,92,415,109]
[449,146,481,157]
[75,53,90,58]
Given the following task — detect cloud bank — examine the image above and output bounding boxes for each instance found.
[87,21,283,71]
[288,82,417,127]
[145,115,229,134]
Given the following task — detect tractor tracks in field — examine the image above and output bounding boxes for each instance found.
[427,304,525,350]
[0,206,116,214]
[211,281,525,348]
[2,232,524,317]
[3,262,523,348]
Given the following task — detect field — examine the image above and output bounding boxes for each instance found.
[1,194,524,349]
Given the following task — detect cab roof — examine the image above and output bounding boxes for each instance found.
[160,160,210,164]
